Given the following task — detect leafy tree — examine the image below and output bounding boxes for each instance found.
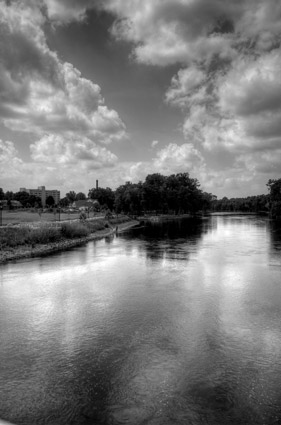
[59,197,70,207]
[14,191,31,207]
[28,195,42,208]
[5,191,14,201]
[143,173,166,212]
[267,178,281,218]
[75,192,86,201]
[0,188,4,200]
[114,182,143,214]
[66,191,76,203]
[88,187,114,210]
[114,172,206,215]
[46,195,55,207]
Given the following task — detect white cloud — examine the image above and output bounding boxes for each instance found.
[0,139,23,166]
[0,1,126,145]
[151,140,159,148]
[30,134,118,168]
[153,142,204,174]
[44,0,92,23]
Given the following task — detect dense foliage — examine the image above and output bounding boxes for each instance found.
[88,187,115,211]
[3,175,281,218]
[267,179,281,219]
[13,191,42,208]
[112,173,212,215]
[211,194,269,213]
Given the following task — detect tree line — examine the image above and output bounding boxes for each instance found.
[1,176,281,218]
[0,173,212,215]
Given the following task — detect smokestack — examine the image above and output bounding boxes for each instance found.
[96,180,98,190]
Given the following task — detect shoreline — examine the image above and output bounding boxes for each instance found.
[0,220,139,265]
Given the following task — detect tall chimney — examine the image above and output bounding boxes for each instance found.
[96,180,98,190]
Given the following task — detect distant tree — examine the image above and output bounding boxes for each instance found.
[0,188,4,200]
[59,197,70,207]
[66,191,76,203]
[75,192,86,201]
[46,195,55,207]
[114,182,143,214]
[143,173,166,212]
[267,178,281,218]
[14,191,31,208]
[88,187,114,210]
[28,195,42,208]
[5,191,14,201]
[114,172,206,215]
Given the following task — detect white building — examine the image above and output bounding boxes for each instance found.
[20,186,60,207]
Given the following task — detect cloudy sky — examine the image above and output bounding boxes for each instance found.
[0,0,281,198]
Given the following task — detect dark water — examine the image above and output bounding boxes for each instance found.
[1,215,281,425]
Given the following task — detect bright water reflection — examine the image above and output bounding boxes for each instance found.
[1,215,281,424]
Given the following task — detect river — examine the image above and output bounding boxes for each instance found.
[1,215,281,425]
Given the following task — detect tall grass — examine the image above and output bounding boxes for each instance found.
[61,222,89,238]
[0,225,61,248]
[0,215,133,249]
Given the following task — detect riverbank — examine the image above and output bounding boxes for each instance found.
[0,218,139,264]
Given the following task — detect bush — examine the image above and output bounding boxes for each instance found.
[0,227,30,248]
[61,222,90,239]
[27,226,61,244]
[85,220,106,232]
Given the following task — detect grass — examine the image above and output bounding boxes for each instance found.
[0,225,61,248]
[0,210,104,225]
[0,215,133,249]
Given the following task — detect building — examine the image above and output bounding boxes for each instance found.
[20,186,60,207]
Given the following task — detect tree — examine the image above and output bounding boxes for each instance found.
[75,192,86,201]
[5,191,14,201]
[46,195,55,207]
[66,191,76,203]
[114,182,143,214]
[267,178,281,218]
[0,188,4,200]
[59,197,70,207]
[143,173,166,212]
[14,191,31,208]
[88,187,114,210]
[28,195,42,208]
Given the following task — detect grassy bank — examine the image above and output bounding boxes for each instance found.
[0,216,136,263]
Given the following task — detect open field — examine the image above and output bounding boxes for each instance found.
[0,210,104,226]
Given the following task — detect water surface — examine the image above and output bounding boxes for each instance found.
[1,215,281,424]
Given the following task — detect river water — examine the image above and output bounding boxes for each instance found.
[1,215,281,425]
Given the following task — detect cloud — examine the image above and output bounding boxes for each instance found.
[44,0,93,24]
[0,139,23,166]
[0,1,126,145]
[151,140,159,148]
[153,142,204,174]
[102,0,240,66]
[30,134,118,168]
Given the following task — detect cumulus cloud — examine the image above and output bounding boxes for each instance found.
[0,1,126,144]
[0,139,23,166]
[2,0,281,197]
[153,142,204,174]
[44,0,93,23]
[30,134,118,168]
[88,0,281,194]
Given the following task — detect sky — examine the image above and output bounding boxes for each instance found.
[0,0,281,198]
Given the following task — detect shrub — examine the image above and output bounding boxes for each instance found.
[85,220,106,232]
[28,226,61,244]
[0,227,30,248]
[61,222,90,239]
